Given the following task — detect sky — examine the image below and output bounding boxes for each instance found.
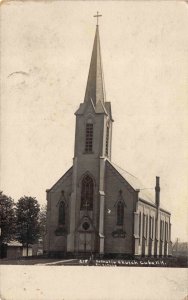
[0,1,188,241]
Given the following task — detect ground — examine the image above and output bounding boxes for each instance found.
[0,264,187,300]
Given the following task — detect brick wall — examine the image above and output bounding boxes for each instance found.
[104,164,136,254]
[46,168,72,252]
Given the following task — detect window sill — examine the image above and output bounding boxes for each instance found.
[83,151,94,154]
[54,226,67,236]
[112,229,126,238]
[134,234,140,239]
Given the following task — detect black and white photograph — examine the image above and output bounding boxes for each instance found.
[0,1,187,299]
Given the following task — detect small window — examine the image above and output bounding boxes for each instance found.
[149,216,154,239]
[142,214,145,238]
[165,222,168,241]
[117,201,124,226]
[145,215,148,239]
[85,122,93,153]
[105,126,109,156]
[160,220,164,241]
[162,220,164,241]
[59,201,65,225]
[139,212,142,244]
[143,214,148,239]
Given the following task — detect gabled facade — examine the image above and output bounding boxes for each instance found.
[45,24,172,257]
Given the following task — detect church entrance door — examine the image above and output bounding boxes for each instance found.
[78,232,92,252]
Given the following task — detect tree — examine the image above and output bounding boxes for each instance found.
[16,196,40,256]
[0,191,16,257]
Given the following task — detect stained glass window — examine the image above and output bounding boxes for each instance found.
[80,175,94,210]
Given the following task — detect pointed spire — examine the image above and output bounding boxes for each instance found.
[84,25,105,105]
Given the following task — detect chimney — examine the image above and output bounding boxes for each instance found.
[155,176,160,207]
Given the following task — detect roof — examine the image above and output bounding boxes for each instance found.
[7,241,23,247]
[75,99,113,122]
[107,160,155,205]
[105,102,113,121]
[106,160,170,214]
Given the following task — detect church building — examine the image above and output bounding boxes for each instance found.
[45,19,172,258]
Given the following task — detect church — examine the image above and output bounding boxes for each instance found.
[45,18,172,258]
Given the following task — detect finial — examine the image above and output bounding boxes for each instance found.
[93,11,102,26]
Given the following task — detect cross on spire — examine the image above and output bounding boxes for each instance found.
[94,11,102,26]
[84,15,106,104]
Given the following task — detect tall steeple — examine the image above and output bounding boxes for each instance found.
[84,25,105,106]
[74,14,113,160]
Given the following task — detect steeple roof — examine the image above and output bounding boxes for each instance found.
[84,25,105,105]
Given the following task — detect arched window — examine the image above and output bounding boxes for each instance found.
[85,119,93,153]
[80,175,94,211]
[117,201,124,226]
[58,201,65,225]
